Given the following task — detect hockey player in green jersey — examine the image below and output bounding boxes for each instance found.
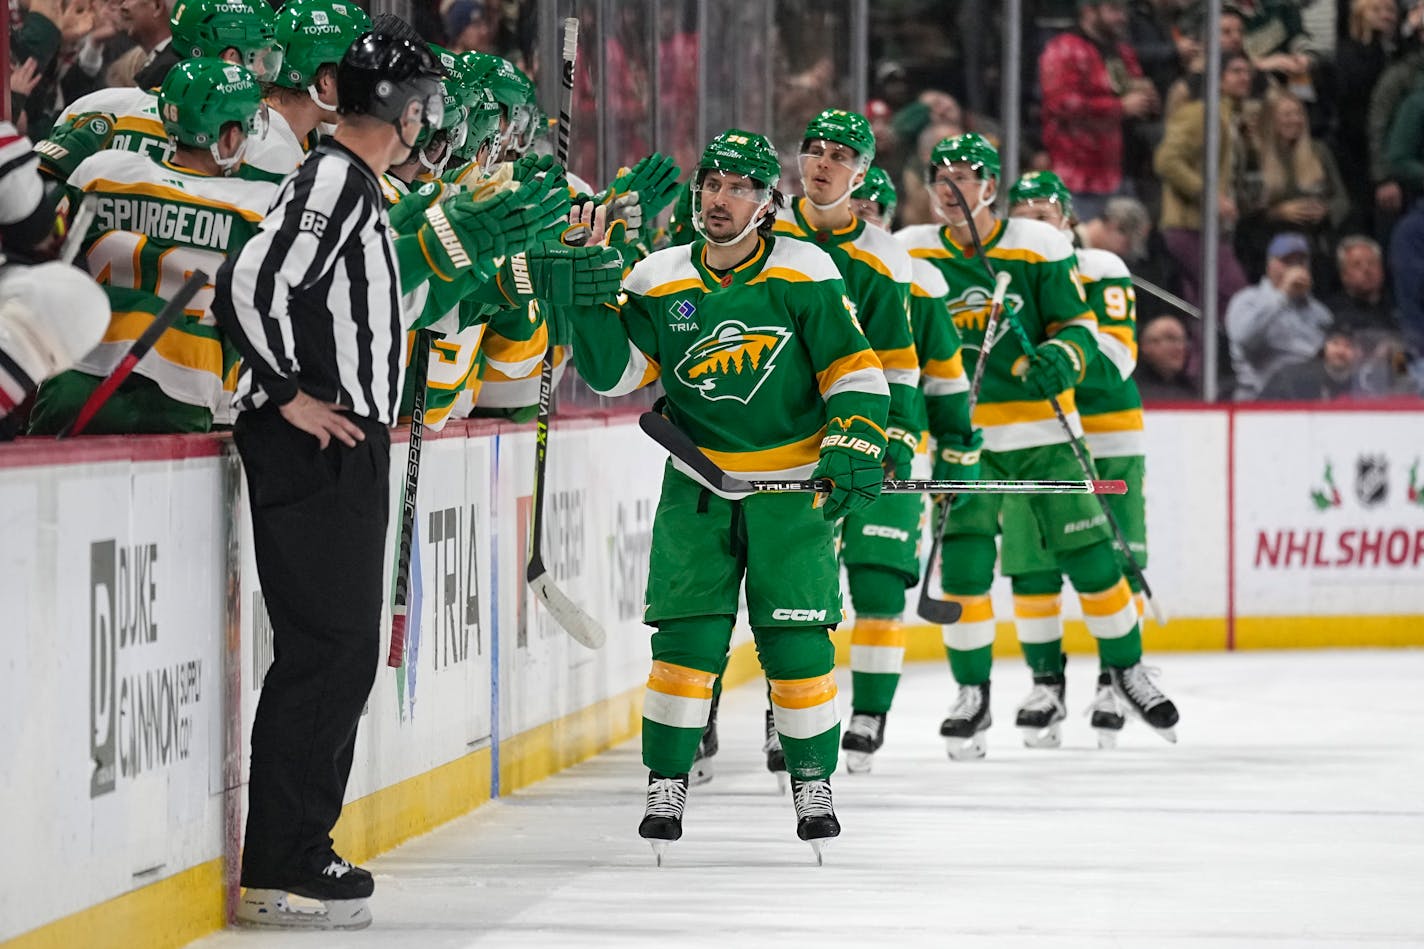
[29,59,277,434]
[38,0,279,175]
[564,129,890,861]
[1004,171,1166,748]
[770,109,927,774]
[895,134,1178,759]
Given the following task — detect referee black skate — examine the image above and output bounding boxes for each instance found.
[213,29,445,931]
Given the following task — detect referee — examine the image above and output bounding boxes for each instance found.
[213,30,444,930]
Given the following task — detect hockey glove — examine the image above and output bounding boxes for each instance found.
[1016,338,1085,399]
[511,152,562,182]
[34,113,117,182]
[604,152,682,218]
[882,425,919,478]
[604,191,643,246]
[389,180,451,236]
[812,415,888,521]
[497,243,625,308]
[436,175,572,266]
[931,429,983,503]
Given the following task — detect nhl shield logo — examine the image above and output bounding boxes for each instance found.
[673,320,791,404]
[1355,455,1388,507]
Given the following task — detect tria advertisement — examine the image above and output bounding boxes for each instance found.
[1234,412,1424,617]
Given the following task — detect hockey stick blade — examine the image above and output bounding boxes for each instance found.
[917,588,962,624]
[638,411,754,494]
[528,567,606,649]
[59,269,208,438]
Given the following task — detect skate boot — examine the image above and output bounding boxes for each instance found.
[763,709,789,794]
[939,682,992,760]
[791,777,840,865]
[690,692,720,787]
[236,853,374,930]
[1087,670,1126,749]
[1015,674,1067,749]
[840,711,887,774]
[638,771,689,866]
[1109,662,1179,743]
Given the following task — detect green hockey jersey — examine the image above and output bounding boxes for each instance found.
[1075,245,1143,459]
[895,217,1097,453]
[908,255,972,442]
[67,149,275,412]
[568,234,890,480]
[773,198,918,439]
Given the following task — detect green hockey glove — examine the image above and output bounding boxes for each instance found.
[35,113,117,182]
[1016,338,1085,399]
[932,429,983,503]
[812,415,887,520]
[604,152,682,217]
[497,243,625,307]
[883,425,919,478]
[511,152,561,182]
[389,180,450,236]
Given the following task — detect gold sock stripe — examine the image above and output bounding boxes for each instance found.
[646,660,717,699]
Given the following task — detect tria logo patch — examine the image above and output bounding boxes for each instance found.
[946,285,1024,338]
[669,299,696,320]
[674,319,791,404]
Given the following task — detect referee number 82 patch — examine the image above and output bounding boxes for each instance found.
[298,209,329,237]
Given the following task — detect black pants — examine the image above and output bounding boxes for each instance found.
[235,406,390,888]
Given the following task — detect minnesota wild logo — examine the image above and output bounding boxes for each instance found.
[946,286,1024,339]
[674,320,791,404]
[1310,460,1342,511]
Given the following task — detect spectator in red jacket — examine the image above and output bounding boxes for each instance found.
[1039,0,1160,221]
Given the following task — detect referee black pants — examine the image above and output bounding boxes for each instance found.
[234,406,390,889]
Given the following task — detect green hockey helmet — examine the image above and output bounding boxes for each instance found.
[159,57,266,171]
[928,132,1001,181]
[462,52,540,155]
[273,0,370,90]
[697,129,781,189]
[1008,169,1073,216]
[460,85,503,166]
[801,107,875,164]
[171,0,283,84]
[852,165,898,222]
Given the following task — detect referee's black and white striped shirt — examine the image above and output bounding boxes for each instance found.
[215,140,405,424]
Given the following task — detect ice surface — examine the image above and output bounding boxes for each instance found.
[195,650,1424,948]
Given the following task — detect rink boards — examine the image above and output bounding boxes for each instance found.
[1,404,1421,947]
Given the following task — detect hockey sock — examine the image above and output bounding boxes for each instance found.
[756,625,839,781]
[1059,542,1142,669]
[642,616,733,776]
[1011,571,1065,677]
[847,566,908,713]
[940,534,997,685]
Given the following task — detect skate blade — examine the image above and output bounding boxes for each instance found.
[236,890,372,931]
[1019,722,1063,749]
[844,750,873,774]
[1153,725,1178,744]
[650,841,670,867]
[943,734,987,761]
[689,760,714,787]
[809,838,832,866]
[774,771,789,795]
[1095,728,1120,750]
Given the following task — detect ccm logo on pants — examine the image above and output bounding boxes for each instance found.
[861,524,910,542]
[772,608,829,622]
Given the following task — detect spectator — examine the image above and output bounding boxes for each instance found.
[1039,0,1158,220]
[1155,51,1253,320]
[1166,6,1249,115]
[1237,90,1348,285]
[1366,6,1424,234]
[1129,0,1195,99]
[123,0,177,90]
[1076,194,1152,263]
[1382,76,1424,206]
[1388,194,1424,351]
[443,0,497,53]
[1333,0,1400,235]
[59,0,137,108]
[1324,235,1397,335]
[1226,231,1335,399]
[1239,0,1331,134]
[1135,312,1199,400]
[1257,322,1362,400]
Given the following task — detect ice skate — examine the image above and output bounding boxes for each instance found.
[791,777,840,865]
[1110,662,1179,743]
[840,711,886,774]
[1087,670,1126,748]
[1015,674,1066,749]
[638,772,689,866]
[940,682,992,760]
[763,709,789,794]
[235,855,374,930]
[690,693,720,787]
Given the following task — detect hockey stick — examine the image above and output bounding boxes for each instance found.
[1002,310,1167,625]
[914,174,1009,623]
[387,328,432,668]
[638,412,1123,497]
[524,18,606,650]
[58,269,207,438]
[60,197,95,265]
[1131,274,1201,321]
